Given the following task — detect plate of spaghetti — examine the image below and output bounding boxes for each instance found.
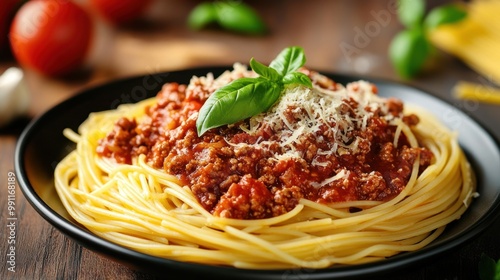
[15,47,500,279]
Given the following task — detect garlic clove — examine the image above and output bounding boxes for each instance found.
[0,67,30,128]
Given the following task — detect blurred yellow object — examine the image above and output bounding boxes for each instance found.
[454,81,500,104]
[429,0,500,103]
[429,0,500,83]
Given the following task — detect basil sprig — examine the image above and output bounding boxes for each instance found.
[479,253,500,280]
[196,46,312,136]
[187,1,267,35]
[389,0,467,79]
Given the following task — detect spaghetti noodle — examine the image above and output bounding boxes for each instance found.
[54,65,476,269]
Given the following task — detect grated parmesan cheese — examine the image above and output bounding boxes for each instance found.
[227,78,392,163]
[311,169,350,188]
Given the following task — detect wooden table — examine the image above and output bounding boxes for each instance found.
[1,1,499,279]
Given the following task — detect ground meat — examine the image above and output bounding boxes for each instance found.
[96,69,434,220]
[213,175,273,219]
[96,117,138,164]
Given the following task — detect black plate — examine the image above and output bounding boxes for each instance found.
[15,67,500,279]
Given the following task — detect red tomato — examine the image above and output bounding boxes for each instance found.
[9,0,93,76]
[89,0,153,25]
[0,0,21,53]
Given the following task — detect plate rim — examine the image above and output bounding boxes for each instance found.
[14,66,500,279]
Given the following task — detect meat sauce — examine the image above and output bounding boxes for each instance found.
[97,69,433,219]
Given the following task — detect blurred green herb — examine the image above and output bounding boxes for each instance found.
[389,0,467,79]
[196,46,312,136]
[424,4,467,30]
[479,253,500,280]
[187,2,218,30]
[389,28,430,79]
[398,0,425,28]
[187,1,266,35]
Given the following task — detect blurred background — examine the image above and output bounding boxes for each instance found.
[2,0,498,121]
[1,0,499,279]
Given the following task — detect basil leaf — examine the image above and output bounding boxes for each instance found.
[269,46,307,76]
[214,1,266,35]
[250,58,281,81]
[397,0,425,28]
[389,28,431,79]
[497,261,500,280]
[196,77,282,135]
[479,254,497,280]
[283,72,313,88]
[187,2,217,30]
[196,46,312,136]
[424,4,467,30]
